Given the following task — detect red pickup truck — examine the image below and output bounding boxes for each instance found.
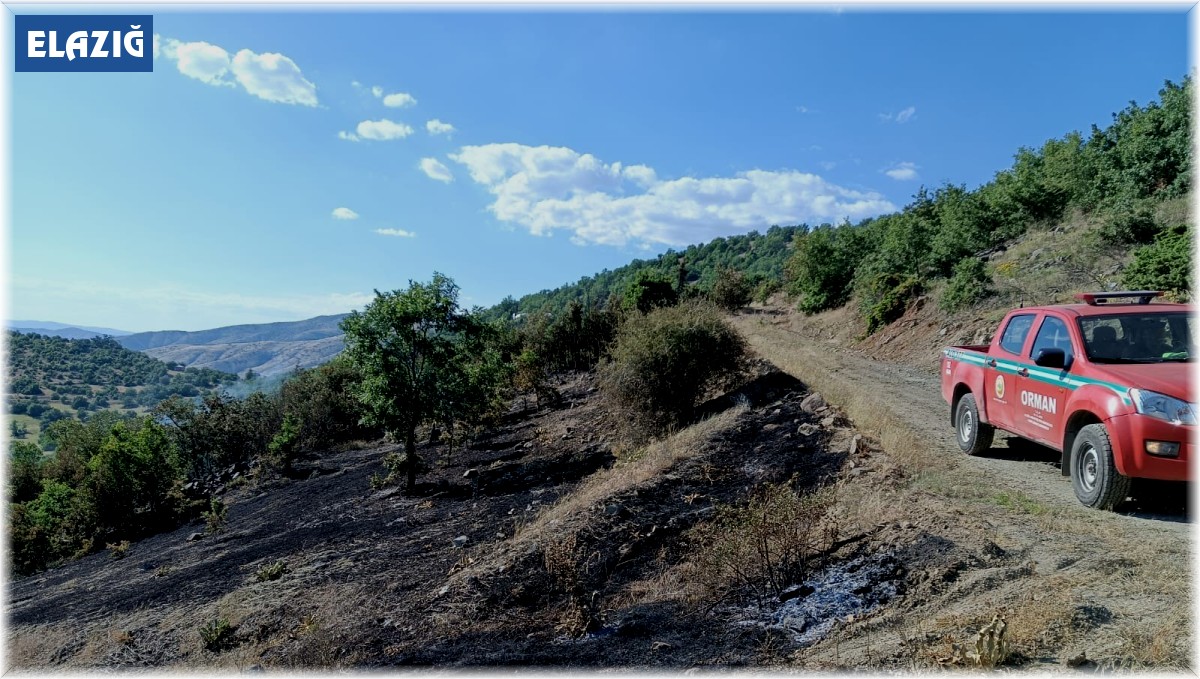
[941,291,1194,510]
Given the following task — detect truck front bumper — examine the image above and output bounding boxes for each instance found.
[1107,413,1193,482]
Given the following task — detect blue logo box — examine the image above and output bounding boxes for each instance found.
[16,15,153,72]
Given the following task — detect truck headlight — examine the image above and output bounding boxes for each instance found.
[1128,389,1197,426]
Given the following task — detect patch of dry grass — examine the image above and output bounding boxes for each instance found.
[514,404,748,544]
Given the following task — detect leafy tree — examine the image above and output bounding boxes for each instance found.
[1122,224,1193,299]
[940,258,994,312]
[11,420,28,438]
[708,267,753,311]
[10,441,44,503]
[340,273,495,491]
[624,269,679,313]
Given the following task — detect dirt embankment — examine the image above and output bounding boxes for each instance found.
[6,311,1191,671]
[732,307,1191,669]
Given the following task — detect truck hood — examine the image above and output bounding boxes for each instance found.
[1087,362,1195,402]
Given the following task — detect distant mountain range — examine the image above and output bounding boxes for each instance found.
[115,315,349,377]
[12,315,350,378]
[9,321,133,339]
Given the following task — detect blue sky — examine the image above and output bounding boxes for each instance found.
[9,8,1190,332]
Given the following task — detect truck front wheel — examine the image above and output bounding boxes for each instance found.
[1071,423,1131,511]
[955,393,994,456]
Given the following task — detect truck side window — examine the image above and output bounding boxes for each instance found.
[1030,316,1074,365]
[999,314,1036,355]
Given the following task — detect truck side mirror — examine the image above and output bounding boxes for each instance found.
[1034,347,1069,370]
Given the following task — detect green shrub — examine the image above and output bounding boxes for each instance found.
[708,267,753,311]
[1122,225,1193,299]
[203,497,228,534]
[940,258,994,313]
[623,270,679,313]
[199,617,236,652]
[1099,200,1160,245]
[255,560,288,582]
[267,414,302,473]
[753,278,782,305]
[860,273,923,335]
[598,301,749,441]
[279,357,378,453]
[9,441,44,503]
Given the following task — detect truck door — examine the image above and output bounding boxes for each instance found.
[988,313,1037,432]
[1016,314,1072,447]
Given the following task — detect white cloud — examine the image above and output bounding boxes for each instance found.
[425,119,456,137]
[332,207,359,220]
[382,92,417,108]
[419,158,454,183]
[231,49,318,107]
[351,80,362,88]
[339,119,414,142]
[376,228,416,238]
[170,39,234,86]
[884,162,920,180]
[796,105,810,114]
[371,85,383,98]
[449,143,896,248]
[880,106,917,123]
[426,119,456,136]
[158,36,318,106]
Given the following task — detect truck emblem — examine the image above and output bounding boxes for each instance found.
[994,375,1005,399]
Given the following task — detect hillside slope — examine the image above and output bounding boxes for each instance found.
[144,336,345,378]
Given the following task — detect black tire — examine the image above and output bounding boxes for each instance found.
[1070,423,1131,510]
[954,393,994,456]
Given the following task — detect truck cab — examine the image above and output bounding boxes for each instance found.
[941,291,1194,509]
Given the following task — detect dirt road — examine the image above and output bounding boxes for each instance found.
[733,310,1192,669]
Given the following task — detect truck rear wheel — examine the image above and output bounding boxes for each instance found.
[955,393,994,456]
[1071,423,1130,511]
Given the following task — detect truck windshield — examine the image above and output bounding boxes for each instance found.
[1078,312,1194,363]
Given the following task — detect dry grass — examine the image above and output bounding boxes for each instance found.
[735,319,945,476]
[514,404,748,544]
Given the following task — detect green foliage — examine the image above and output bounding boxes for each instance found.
[9,441,45,503]
[523,300,619,375]
[598,301,749,441]
[623,269,679,313]
[1122,225,1193,299]
[154,392,282,482]
[6,331,237,429]
[1099,199,1160,245]
[10,478,96,574]
[860,273,923,335]
[108,540,130,560]
[267,414,302,473]
[489,225,802,322]
[254,560,288,582]
[86,419,178,537]
[203,497,228,534]
[11,419,28,438]
[940,258,994,313]
[707,267,753,311]
[199,617,236,652]
[753,277,782,305]
[341,273,505,491]
[278,357,379,454]
[785,223,873,314]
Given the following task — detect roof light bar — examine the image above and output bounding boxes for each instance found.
[1074,291,1163,306]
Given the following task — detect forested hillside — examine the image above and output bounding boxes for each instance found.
[484,224,800,321]
[7,331,238,448]
[492,78,1191,331]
